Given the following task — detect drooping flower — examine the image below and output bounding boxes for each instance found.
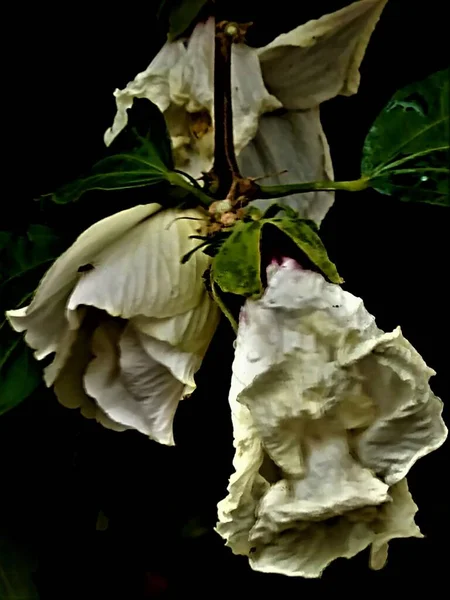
[104,0,388,224]
[216,258,447,577]
[6,205,220,445]
[105,0,387,222]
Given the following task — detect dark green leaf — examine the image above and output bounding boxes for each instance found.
[0,225,60,303]
[0,537,39,600]
[109,98,174,170]
[213,221,263,297]
[48,100,175,204]
[0,341,42,416]
[266,218,343,284]
[0,225,59,415]
[46,99,212,207]
[212,217,341,299]
[159,0,210,41]
[49,152,172,204]
[362,69,450,206]
[0,231,12,252]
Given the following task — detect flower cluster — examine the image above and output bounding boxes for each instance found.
[6,0,446,578]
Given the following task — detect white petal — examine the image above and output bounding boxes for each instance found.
[6,204,161,376]
[248,433,389,577]
[83,321,185,445]
[167,18,281,178]
[249,518,373,578]
[231,44,282,156]
[54,320,97,418]
[249,432,388,528]
[169,18,215,112]
[131,300,219,392]
[131,287,220,383]
[67,208,211,320]
[238,109,334,223]
[258,0,388,109]
[166,103,214,178]
[104,41,186,146]
[53,318,126,431]
[354,329,448,485]
[237,263,446,483]
[216,379,267,556]
[249,480,422,578]
[369,478,423,570]
[217,260,446,574]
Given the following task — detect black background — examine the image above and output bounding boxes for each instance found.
[1,1,449,598]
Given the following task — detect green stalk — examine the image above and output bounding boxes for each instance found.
[258,177,370,199]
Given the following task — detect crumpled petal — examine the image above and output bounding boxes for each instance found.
[238,108,334,223]
[369,478,423,570]
[67,208,211,320]
[248,431,390,529]
[250,514,373,578]
[354,330,448,486]
[258,0,389,109]
[248,477,421,578]
[104,41,186,146]
[216,259,447,576]
[83,321,185,445]
[240,261,446,484]
[7,204,161,381]
[216,378,267,556]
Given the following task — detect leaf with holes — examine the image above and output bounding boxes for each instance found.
[212,217,341,300]
[213,221,263,298]
[266,218,343,284]
[362,69,449,206]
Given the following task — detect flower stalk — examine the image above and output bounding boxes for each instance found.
[257,177,371,199]
[208,21,255,203]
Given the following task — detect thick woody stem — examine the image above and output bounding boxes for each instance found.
[210,22,243,198]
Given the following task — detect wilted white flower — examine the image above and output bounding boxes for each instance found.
[7,205,220,445]
[216,258,447,577]
[105,0,388,223]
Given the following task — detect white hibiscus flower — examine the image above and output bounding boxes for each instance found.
[105,0,388,223]
[216,258,447,577]
[6,205,220,446]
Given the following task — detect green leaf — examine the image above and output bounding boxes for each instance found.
[0,225,60,303]
[212,217,342,299]
[49,151,171,204]
[46,99,213,208]
[0,225,59,415]
[266,218,343,284]
[48,100,174,205]
[0,537,39,600]
[0,342,42,416]
[361,69,450,206]
[212,221,263,298]
[0,231,12,252]
[159,0,209,41]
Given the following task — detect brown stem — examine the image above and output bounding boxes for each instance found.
[210,22,243,198]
